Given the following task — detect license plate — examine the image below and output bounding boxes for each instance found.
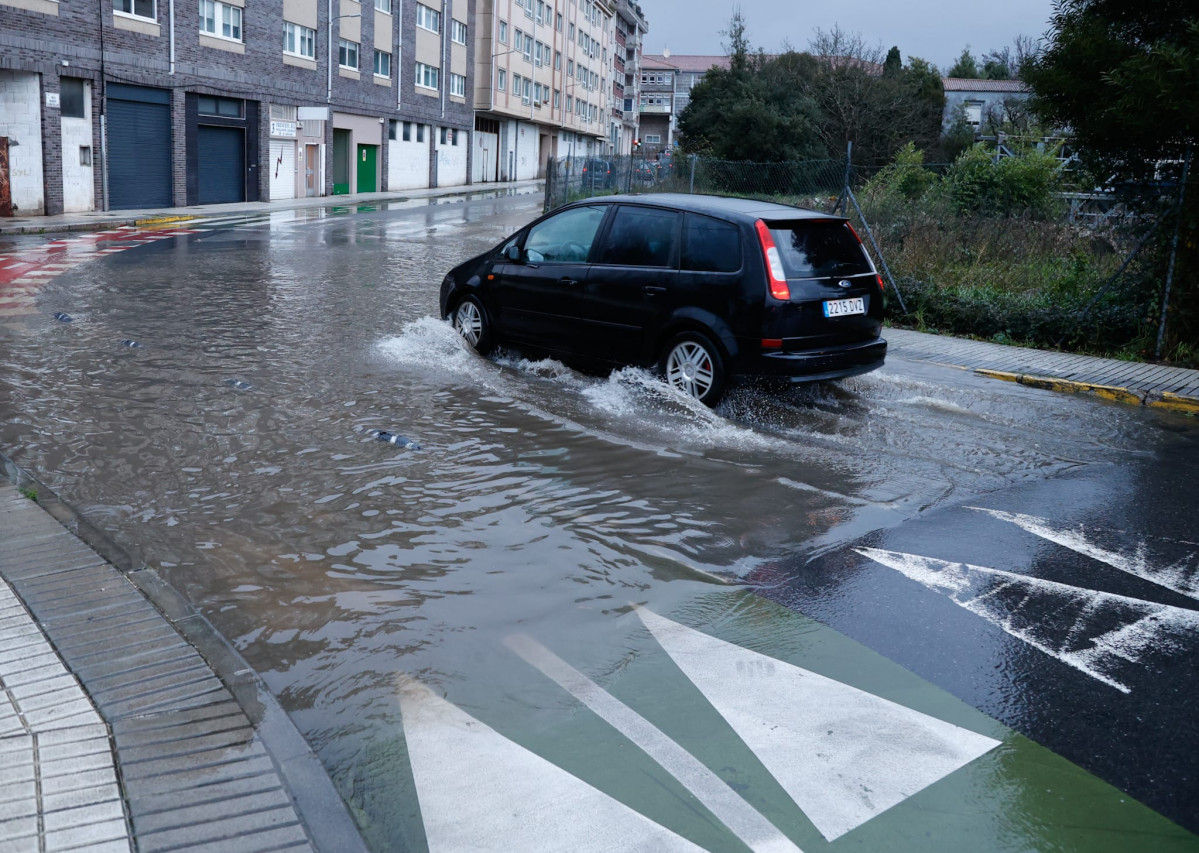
[823,297,865,318]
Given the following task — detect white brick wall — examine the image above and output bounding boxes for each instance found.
[436,129,468,188]
[0,71,45,215]
[61,82,94,213]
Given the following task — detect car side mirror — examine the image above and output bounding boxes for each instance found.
[504,244,524,263]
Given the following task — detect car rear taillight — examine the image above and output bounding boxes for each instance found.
[847,223,864,244]
[876,274,886,291]
[754,220,790,301]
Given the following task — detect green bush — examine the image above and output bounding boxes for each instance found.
[938,144,1063,219]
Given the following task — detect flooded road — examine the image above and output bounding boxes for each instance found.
[1,194,1196,851]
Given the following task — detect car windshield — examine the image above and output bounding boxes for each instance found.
[767,220,872,279]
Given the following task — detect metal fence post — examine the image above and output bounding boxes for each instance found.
[847,186,908,315]
[689,155,697,194]
[1155,142,1192,361]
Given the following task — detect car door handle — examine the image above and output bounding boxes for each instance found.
[643,285,667,296]
[559,276,579,286]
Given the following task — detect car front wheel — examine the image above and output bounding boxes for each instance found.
[659,331,726,406]
[450,295,494,355]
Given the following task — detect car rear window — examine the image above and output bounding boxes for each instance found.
[767,220,871,279]
[682,213,741,273]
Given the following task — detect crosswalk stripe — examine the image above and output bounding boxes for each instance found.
[398,678,709,853]
[637,607,1000,842]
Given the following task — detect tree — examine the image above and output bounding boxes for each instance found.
[1024,0,1199,360]
[883,46,903,78]
[947,47,979,78]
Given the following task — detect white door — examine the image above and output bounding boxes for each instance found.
[269,139,296,200]
[473,131,499,183]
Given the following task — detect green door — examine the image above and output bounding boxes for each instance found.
[332,130,351,195]
[356,144,378,193]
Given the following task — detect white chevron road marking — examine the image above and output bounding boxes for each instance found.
[636,607,1000,842]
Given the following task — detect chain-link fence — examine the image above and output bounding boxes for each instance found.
[543,147,1179,361]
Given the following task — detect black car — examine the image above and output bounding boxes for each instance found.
[580,158,615,189]
[439,194,887,406]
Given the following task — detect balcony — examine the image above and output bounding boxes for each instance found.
[639,103,671,114]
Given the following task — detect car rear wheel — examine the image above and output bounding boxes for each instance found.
[450,295,494,355]
[660,331,726,406]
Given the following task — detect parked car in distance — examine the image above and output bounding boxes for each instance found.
[439,193,887,406]
[580,158,615,189]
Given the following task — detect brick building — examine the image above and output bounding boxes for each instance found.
[0,0,476,214]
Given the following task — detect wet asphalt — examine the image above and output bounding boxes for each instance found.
[1,192,1197,850]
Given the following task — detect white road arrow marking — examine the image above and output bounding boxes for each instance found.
[505,633,803,853]
[856,547,1199,693]
[398,678,709,853]
[636,607,1000,842]
[967,507,1199,601]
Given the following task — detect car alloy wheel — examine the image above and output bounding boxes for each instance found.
[450,295,493,355]
[661,331,726,406]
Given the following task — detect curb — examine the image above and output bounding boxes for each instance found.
[0,453,369,853]
[974,369,1199,415]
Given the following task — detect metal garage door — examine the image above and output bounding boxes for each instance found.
[107,85,172,210]
[197,126,245,204]
[269,139,296,200]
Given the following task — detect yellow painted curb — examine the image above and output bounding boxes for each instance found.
[1147,392,1199,416]
[974,368,1199,414]
[133,215,198,227]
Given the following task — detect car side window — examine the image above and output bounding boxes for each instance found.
[524,205,607,263]
[681,214,742,273]
[597,206,680,268]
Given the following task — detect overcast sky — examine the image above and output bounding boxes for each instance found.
[642,0,1057,72]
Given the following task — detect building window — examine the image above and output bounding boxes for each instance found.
[339,39,359,69]
[498,20,507,43]
[451,19,467,44]
[417,124,426,142]
[115,0,155,20]
[200,0,242,41]
[554,51,561,70]
[60,78,86,118]
[497,69,506,91]
[375,50,391,78]
[80,146,92,166]
[644,134,661,144]
[416,3,439,33]
[375,0,390,10]
[450,73,465,97]
[270,104,297,120]
[415,62,439,90]
[198,95,243,117]
[388,119,397,140]
[439,127,448,144]
[555,11,562,31]
[403,121,412,140]
[523,77,531,102]
[284,22,316,58]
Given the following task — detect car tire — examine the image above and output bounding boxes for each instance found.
[450,294,494,356]
[659,331,726,406]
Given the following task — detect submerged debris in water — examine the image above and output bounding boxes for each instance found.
[121,340,143,348]
[224,378,253,391]
[370,429,421,450]
[53,312,73,323]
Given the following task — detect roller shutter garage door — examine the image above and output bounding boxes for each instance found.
[269,139,296,200]
[107,85,172,210]
[197,126,245,204]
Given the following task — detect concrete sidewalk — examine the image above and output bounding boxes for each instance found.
[0,473,370,853]
[0,180,546,237]
[886,327,1199,416]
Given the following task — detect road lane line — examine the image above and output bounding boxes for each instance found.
[856,547,1199,693]
[636,607,1000,842]
[397,678,709,853]
[968,507,1199,601]
[504,633,803,853]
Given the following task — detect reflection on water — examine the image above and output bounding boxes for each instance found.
[0,196,1181,849]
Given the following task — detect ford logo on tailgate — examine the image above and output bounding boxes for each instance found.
[837,279,853,289]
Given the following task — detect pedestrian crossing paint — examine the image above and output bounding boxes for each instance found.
[0,227,197,317]
[636,608,1000,842]
[968,507,1199,601]
[397,678,709,853]
[855,547,1199,693]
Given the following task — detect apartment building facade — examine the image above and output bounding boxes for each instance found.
[471,0,613,182]
[0,0,474,215]
[608,0,644,157]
